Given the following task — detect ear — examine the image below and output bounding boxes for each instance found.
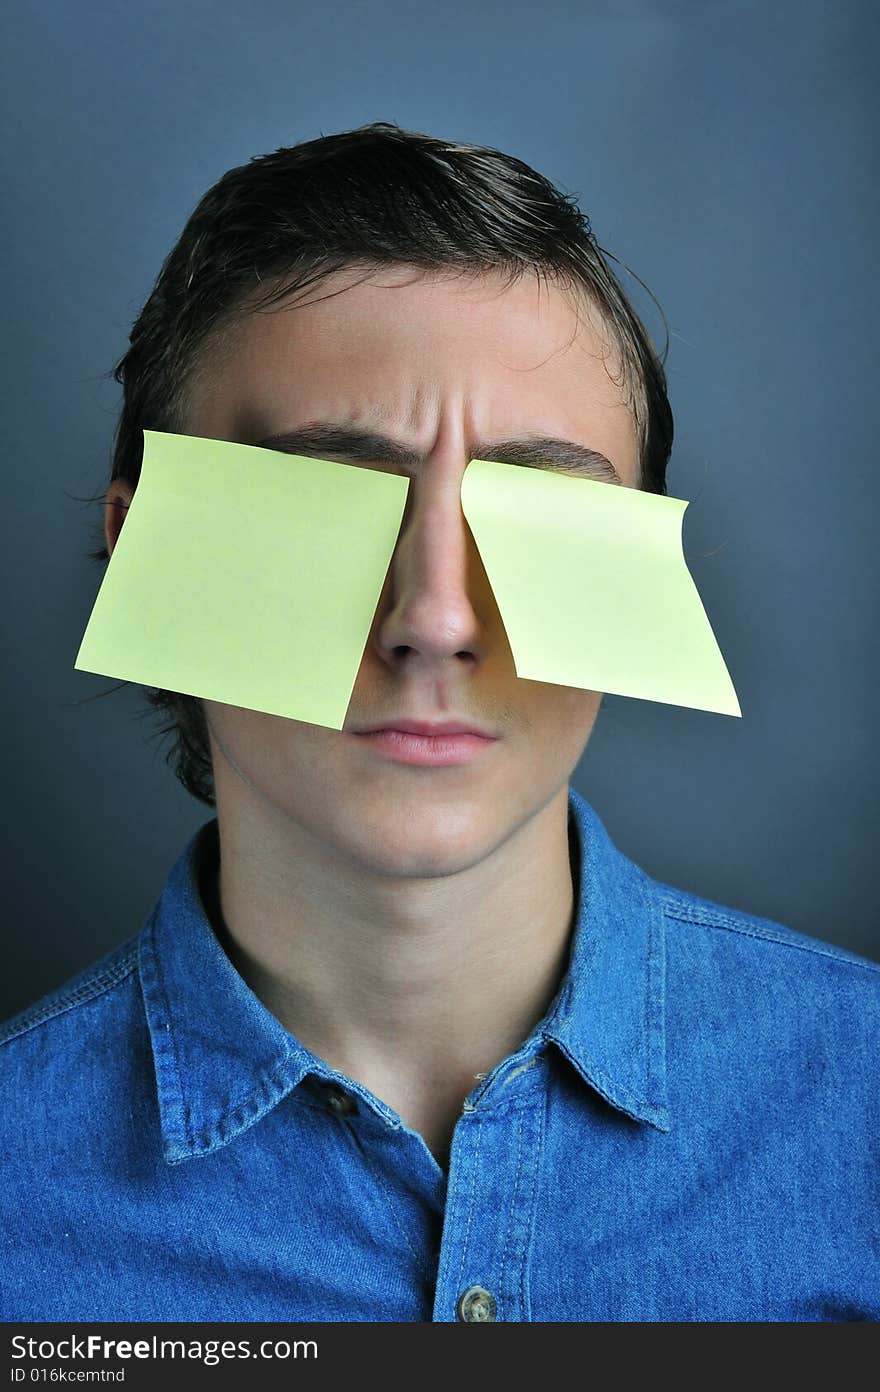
[104,479,135,557]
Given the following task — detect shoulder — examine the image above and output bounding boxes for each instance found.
[653,877,880,1054]
[0,932,143,1065]
[656,878,879,978]
[0,933,152,1176]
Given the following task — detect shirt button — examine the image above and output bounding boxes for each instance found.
[456,1286,498,1322]
[324,1085,356,1117]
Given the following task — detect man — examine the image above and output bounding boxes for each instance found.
[2,124,877,1323]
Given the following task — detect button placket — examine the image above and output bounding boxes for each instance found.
[433,1068,547,1323]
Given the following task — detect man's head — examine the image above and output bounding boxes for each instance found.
[98,123,673,865]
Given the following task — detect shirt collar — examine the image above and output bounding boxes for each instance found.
[545,786,670,1134]
[139,785,669,1165]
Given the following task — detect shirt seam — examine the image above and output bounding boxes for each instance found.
[661,900,880,974]
[0,939,140,1049]
[147,913,192,1141]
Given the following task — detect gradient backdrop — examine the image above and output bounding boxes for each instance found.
[2,0,877,1020]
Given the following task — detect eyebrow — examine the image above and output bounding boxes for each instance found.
[255,424,622,484]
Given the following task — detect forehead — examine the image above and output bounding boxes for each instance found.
[186,265,638,483]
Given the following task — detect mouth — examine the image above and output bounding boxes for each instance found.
[349,726,499,767]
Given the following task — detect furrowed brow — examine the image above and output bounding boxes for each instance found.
[256,426,423,467]
[256,426,621,483]
[478,437,622,484]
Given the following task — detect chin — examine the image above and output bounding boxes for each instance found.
[330,800,498,880]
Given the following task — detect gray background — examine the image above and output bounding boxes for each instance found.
[2,0,877,1022]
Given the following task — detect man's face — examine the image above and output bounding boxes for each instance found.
[180,265,639,876]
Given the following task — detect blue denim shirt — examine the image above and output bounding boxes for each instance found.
[2,786,877,1322]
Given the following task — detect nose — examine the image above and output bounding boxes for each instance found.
[371,467,486,673]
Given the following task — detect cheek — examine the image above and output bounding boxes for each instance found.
[204,703,331,786]
[505,685,601,785]
[561,690,603,750]
[527,683,602,739]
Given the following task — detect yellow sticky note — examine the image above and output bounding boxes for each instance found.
[74,431,410,728]
[461,458,741,717]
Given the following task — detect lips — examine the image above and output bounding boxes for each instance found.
[351,718,497,739]
[347,715,501,770]
[350,724,498,767]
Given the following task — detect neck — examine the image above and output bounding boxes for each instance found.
[201,781,578,1164]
